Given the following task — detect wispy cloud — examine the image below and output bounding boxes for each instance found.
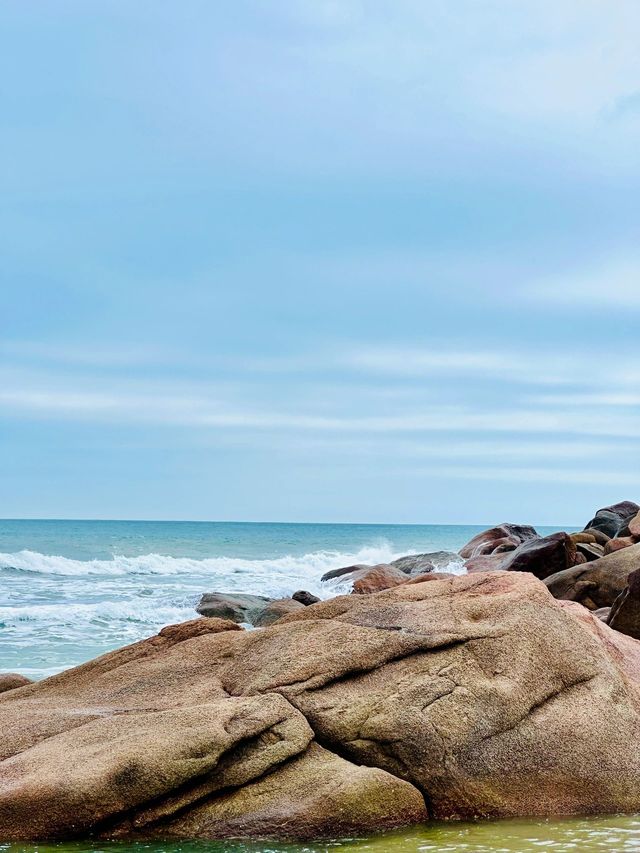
[527,255,640,308]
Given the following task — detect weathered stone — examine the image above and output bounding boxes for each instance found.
[320,563,369,583]
[607,569,640,640]
[321,563,408,593]
[196,593,272,624]
[594,607,611,622]
[583,501,640,540]
[464,553,506,573]
[584,528,611,546]
[0,673,33,694]
[459,524,539,559]
[544,543,640,610]
[630,512,640,539]
[252,598,305,627]
[4,573,640,840]
[292,590,321,606]
[571,532,597,545]
[466,533,576,579]
[576,542,605,562]
[604,537,637,556]
[391,551,462,574]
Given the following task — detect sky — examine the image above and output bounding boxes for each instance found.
[2,0,640,525]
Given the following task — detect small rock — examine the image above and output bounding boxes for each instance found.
[604,537,637,556]
[352,564,410,594]
[196,593,273,624]
[575,542,605,562]
[392,551,462,574]
[583,528,611,546]
[571,532,597,545]
[0,673,33,694]
[253,598,305,627]
[292,590,321,606]
[630,512,640,538]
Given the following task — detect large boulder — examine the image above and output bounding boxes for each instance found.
[321,563,408,593]
[464,532,577,579]
[0,673,33,694]
[607,569,640,640]
[583,501,640,540]
[544,543,640,610]
[3,575,640,840]
[196,593,272,624]
[459,524,539,558]
[391,551,462,574]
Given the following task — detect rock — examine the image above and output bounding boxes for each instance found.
[630,512,640,538]
[544,542,640,609]
[584,528,611,546]
[583,501,640,540]
[4,572,640,840]
[576,542,605,562]
[391,551,462,574]
[571,532,597,545]
[466,533,576,580]
[594,607,611,622]
[604,537,638,556]
[390,554,435,575]
[321,563,408,593]
[320,563,369,583]
[131,742,427,841]
[196,593,273,624]
[459,524,538,558]
[0,673,33,694]
[403,571,456,585]
[252,598,305,627]
[607,569,640,640]
[292,590,321,606]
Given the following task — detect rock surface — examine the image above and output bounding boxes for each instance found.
[607,568,640,640]
[543,543,640,609]
[292,590,321,606]
[0,673,33,694]
[320,563,408,593]
[465,532,577,579]
[3,573,640,841]
[583,501,640,540]
[252,598,305,627]
[196,593,273,624]
[459,524,538,558]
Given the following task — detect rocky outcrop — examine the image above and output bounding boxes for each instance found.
[252,598,305,626]
[607,569,640,640]
[544,543,640,610]
[465,532,577,579]
[459,524,538,558]
[0,673,32,694]
[3,573,640,842]
[390,554,435,574]
[583,501,640,540]
[196,593,273,624]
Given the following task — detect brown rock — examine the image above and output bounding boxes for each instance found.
[464,553,507,573]
[544,542,640,610]
[571,532,597,545]
[292,590,321,606]
[584,528,611,546]
[607,569,640,640]
[4,573,640,839]
[630,512,640,538]
[403,571,456,585]
[604,537,638,556]
[321,563,408,593]
[501,532,576,579]
[252,598,305,627]
[583,501,640,539]
[459,524,538,559]
[0,673,33,694]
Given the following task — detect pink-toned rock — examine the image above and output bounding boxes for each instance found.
[604,537,638,556]
[459,524,538,559]
[352,564,409,594]
[464,553,507,573]
[253,598,305,627]
[403,571,456,586]
[0,673,33,694]
[630,512,640,538]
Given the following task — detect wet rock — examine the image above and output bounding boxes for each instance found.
[292,590,321,606]
[196,593,273,624]
[320,563,369,583]
[0,673,33,694]
[466,533,576,580]
[390,554,435,575]
[253,598,305,627]
[607,569,640,640]
[544,542,640,610]
[321,563,408,593]
[583,501,640,540]
[459,524,539,558]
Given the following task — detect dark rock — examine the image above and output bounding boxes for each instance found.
[584,528,611,546]
[392,550,461,574]
[630,513,640,538]
[252,598,305,627]
[544,542,640,609]
[0,673,33,694]
[196,593,273,624]
[459,524,539,558]
[583,501,640,540]
[292,590,321,606]
[607,569,640,640]
[500,531,576,579]
[575,542,605,562]
[321,563,369,583]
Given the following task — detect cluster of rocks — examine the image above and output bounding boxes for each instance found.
[3,500,640,843]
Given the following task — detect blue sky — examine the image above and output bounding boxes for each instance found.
[2,1,640,524]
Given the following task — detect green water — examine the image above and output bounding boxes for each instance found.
[3,817,640,853]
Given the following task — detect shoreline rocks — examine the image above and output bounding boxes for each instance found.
[0,673,33,694]
[4,572,640,841]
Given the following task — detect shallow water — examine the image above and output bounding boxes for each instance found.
[3,816,640,852]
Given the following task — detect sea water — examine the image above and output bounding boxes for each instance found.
[3,519,637,853]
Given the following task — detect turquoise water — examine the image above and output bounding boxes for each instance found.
[0,519,569,679]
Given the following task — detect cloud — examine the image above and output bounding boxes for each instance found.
[527,255,640,308]
[433,466,640,486]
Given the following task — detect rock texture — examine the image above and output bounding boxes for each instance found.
[292,590,321,606]
[459,524,538,558]
[252,598,305,627]
[544,543,640,610]
[196,593,273,624]
[0,673,32,694]
[3,573,640,842]
[465,532,577,579]
[607,569,640,640]
[583,501,640,540]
